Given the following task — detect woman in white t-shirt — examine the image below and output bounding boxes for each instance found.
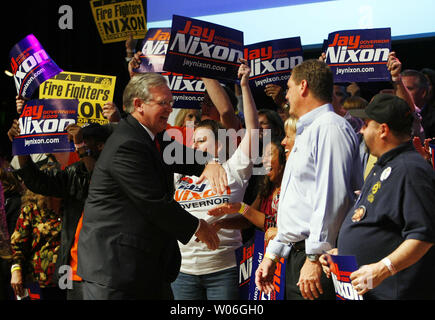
[171,60,259,300]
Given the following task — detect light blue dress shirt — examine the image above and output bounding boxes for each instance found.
[266,104,363,257]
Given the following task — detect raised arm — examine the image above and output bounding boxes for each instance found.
[201,77,241,131]
[237,58,260,161]
[238,59,259,132]
[387,51,416,112]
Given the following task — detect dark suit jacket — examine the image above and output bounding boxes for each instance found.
[77,115,206,298]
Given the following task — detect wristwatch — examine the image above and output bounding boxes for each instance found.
[208,157,222,165]
[307,254,320,262]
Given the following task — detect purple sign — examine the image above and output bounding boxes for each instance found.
[325,28,391,83]
[163,15,244,81]
[10,34,63,99]
[134,28,171,73]
[245,37,303,98]
[13,99,78,156]
[329,255,364,300]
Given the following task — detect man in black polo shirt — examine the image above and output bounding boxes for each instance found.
[323,93,435,299]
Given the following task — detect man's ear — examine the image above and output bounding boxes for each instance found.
[133,98,143,112]
[300,80,309,97]
[379,123,389,139]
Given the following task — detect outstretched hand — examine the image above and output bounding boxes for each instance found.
[195,219,220,250]
[208,202,241,217]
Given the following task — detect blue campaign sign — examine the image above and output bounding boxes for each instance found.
[245,37,303,97]
[12,99,78,156]
[133,28,206,109]
[10,34,63,99]
[162,72,205,109]
[325,28,391,83]
[235,236,254,300]
[134,28,172,73]
[235,230,286,300]
[329,255,364,300]
[163,15,244,81]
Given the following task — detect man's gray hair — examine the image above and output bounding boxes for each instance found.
[122,73,168,113]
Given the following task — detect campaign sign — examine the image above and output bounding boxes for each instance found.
[13,99,78,156]
[39,71,116,126]
[329,255,364,300]
[163,15,244,81]
[90,0,146,44]
[245,37,303,97]
[163,72,205,109]
[235,236,254,300]
[134,28,171,73]
[325,28,391,83]
[14,282,42,300]
[10,34,62,99]
[236,230,286,300]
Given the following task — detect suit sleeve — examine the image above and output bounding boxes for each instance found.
[110,140,199,244]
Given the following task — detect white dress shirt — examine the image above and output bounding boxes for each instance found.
[266,104,363,257]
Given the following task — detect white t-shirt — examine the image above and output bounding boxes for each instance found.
[174,147,253,275]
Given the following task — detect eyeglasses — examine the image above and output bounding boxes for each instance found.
[194,137,207,144]
[147,99,174,107]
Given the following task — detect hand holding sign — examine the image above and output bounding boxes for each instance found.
[10,34,62,99]
[350,262,391,296]
[65,124,83,144]
[319,248,338,278]
[16,95,28,114]
[102,102,121,122]
[7,119,20,142]
[264,84,286,107]
[387,51,402,81]
[128,51,143,78]
[237,58,251,87]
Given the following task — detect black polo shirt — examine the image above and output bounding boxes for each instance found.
[338,140,435,300]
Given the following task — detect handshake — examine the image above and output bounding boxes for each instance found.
[194,219,220,250]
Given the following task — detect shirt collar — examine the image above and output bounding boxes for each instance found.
[138,122,155,141]
[376,140,414,167]
[296,103,333,135]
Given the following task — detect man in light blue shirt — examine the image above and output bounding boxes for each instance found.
[255,59,363,300]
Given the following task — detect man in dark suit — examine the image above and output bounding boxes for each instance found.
[77,73,224,299]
